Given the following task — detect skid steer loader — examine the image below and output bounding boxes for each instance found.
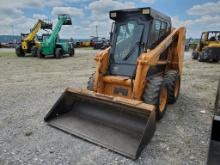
[192,31,220,62]
[207,79,220,165]
[44,7,185,159]
[15,19,52,57]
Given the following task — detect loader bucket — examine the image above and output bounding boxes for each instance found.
[63,18,72,25]
[207,80,220,165]
[58,14,72,25]
[44,88,156,159]
[41,20,53,30]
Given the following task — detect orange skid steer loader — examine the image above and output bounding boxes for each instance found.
[207,79,220,165]
[44,7,185,159]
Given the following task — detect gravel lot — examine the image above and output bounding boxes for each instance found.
[0,48,219,165]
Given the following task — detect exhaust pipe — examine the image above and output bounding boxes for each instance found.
[44,88,156,159]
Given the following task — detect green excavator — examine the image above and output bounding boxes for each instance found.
[37,14,74,58]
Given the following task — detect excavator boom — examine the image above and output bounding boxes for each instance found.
[21,19,52,50]
[16,19,52,57]
[40,14,72,56]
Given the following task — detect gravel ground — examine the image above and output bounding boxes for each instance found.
[0,48,219,165]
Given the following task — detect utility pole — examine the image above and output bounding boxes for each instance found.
[11,25,15,42]
[96,25,98,38]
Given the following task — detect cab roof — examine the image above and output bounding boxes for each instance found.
[109,7,171,23]
[203,31,220,33]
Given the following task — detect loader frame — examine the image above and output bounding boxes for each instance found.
[93,27,185,100]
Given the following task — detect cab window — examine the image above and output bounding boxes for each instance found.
[150,20,168,48]
[201,33,207,42]
[159,22,167,38]
[150,20,161,46]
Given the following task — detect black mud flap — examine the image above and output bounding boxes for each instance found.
[207,80,220,165]
[44,88,156,159]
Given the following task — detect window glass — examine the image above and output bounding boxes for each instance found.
[208,32,220,41]
[201,33,207,42]
[208,32,216,41]
[150,20,161,46]
[42,35,49,41]
[216,32,220,41]
[114,20,144,64]
[155,20,161,31]
[160,22,167,37]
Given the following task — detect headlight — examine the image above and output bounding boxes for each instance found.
[142,8,150,14]
[110,12,117,18]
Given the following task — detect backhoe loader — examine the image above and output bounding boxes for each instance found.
[37,14,74,58]
[44,7,185,159]
[207,79,220,165]
[192,31,220,62]
[15,19,52,57]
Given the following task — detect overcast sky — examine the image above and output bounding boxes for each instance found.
[0,0,219,39]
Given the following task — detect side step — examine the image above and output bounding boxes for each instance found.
[44,88,156,159]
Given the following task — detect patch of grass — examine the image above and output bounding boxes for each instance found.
[0,49,16,57]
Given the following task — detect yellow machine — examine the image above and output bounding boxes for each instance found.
[80,41,92,47]
[192,31,220,62]
[15,19,52,57]
[44,7,185,159]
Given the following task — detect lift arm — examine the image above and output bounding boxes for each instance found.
[22,20,43,42]
[44,18,64,46]
[21,19,52,50]
[43,15,71,47]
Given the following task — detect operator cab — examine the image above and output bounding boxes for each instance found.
[38,33,50,42]
[109,7,171,77]
[201,31,220,42]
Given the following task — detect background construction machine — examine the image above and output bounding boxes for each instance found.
[44,7,185,159]
[37,14,74,58]
[15,19,52,57]
[207,79,220,165]
[192,31,220,62]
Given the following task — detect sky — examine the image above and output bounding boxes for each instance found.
[0,0,219,39]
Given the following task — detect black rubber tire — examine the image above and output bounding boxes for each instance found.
[192,51,198,60]
[69,48,75,57]
[87,72,95,91]
[213,59,219,63]
[55,48,63,58]
[15,46,25,57]
[37,49,44,58]
[142,76,168,120]
[164,70,180,104]
[198,55,204,62]
[31,46,37,57]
